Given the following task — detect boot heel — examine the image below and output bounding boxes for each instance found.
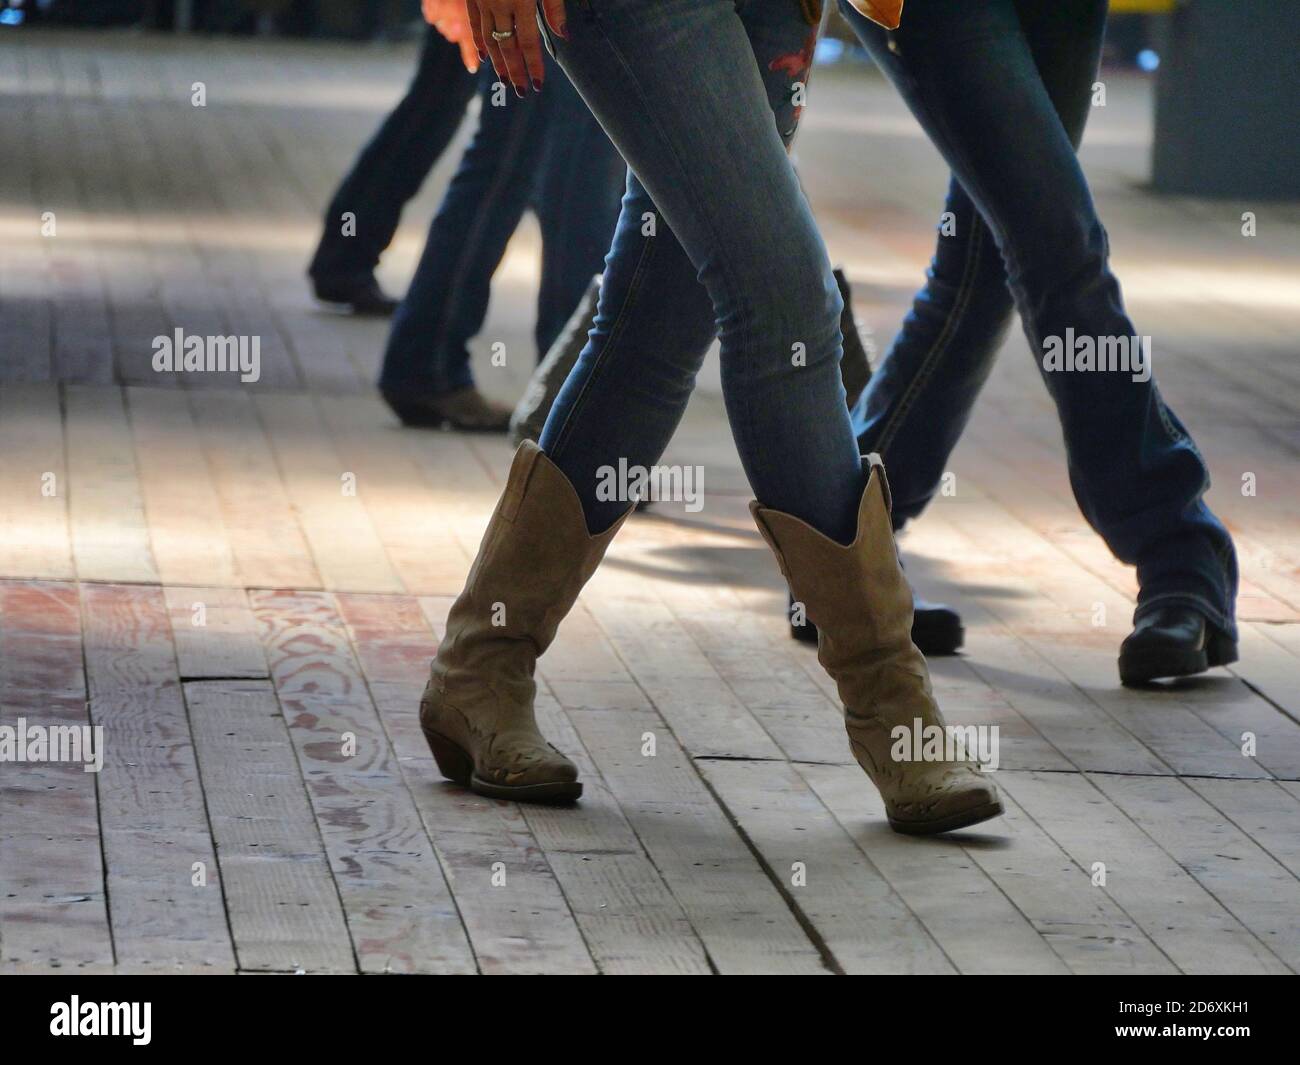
[422,725,473,786]
[1208,627,1239,668]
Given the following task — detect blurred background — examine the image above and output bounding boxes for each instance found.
[0,0,1173,50]
[6,0,1295,197]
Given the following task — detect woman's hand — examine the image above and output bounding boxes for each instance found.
[422,0,480,73]
[465,0,567,95]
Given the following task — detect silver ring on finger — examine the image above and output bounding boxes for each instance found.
[490,26,515,41]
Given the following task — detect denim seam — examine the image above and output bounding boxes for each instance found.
[876,219,987,457]
[848,0,1000,459]
[580,9,743,336]
[572,6,761,466]
[890,38,1036,327]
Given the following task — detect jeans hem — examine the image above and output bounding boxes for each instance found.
[873,224,988,459]
[1133,591,1237,644]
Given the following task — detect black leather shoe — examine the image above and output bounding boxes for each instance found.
[789,590,964,656]
[1118,606,1237,686]
[312,275,400,317]
[910,592,965,656]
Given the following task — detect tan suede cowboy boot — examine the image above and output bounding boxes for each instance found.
[751,457,1002,835]
[420,441,630,802]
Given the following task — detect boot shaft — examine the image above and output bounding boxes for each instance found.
[751,458,939,730]
[437,442,629,680]
[752,458,915,664]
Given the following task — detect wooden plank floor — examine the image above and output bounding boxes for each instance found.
[1,30,1298,974]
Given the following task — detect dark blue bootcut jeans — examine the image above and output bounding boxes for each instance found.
[538,0,868,544]
[840,0,1238,640]
[379,50,625,398]
[309,27,478,285]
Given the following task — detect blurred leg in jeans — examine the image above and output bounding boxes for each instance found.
[379,49,623,430]
[309,25,478,313]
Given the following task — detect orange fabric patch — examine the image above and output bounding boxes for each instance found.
[845,0,904,30]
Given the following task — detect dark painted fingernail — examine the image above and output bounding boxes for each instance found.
[513,84,525,98]
[556,21,568,39]
[532,77,543,92]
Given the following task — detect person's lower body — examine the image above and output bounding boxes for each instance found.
[308,25,478,314]
[420,0,1001,834]
[379,51,623,431]
[838,0,1238,684]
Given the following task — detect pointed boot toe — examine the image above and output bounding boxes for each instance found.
[882,764,1003,836]
[485,730,581,793]
[420,686,584,803]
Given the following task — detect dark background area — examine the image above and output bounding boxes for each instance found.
[4,1,1294,198]
[4,0,423,39]
[4,0,1162,55]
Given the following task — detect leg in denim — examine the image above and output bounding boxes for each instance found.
[841,0,1237,638]
[851,177,1014,528]
[539,0,864,542]
[381,51,619,398]
[380,68,549,396]
[310,27,478,285]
